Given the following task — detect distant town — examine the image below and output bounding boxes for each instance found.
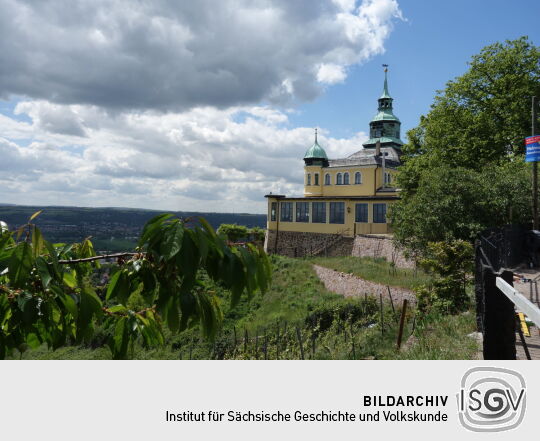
[0,204,266,252]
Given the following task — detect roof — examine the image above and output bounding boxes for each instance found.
[363,136,404,147]
[303,140,328,160]
[326,147,401,168]
[370,109,400,122]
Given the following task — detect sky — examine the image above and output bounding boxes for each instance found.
[0,0,539,214]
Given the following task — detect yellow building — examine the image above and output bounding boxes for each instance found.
[265,68,403,255]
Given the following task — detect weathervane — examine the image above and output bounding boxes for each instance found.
[382,64,388,72]
[315,127,318,143]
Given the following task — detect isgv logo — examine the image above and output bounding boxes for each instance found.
[457,367,526,432]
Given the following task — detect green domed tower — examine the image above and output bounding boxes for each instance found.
[363,66,404,150]
[303,128,329,167]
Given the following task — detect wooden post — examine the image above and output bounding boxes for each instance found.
[482,268,516,360]
[263,332,268,360]
[296,327,305,360]
[233,326,237,348]
[396,299,408,350]
[255,328,259,359]
[311,334,316,359]
[379,292,384,335]
[387,285,395,315]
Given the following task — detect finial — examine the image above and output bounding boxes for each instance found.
[315,127,318,143]
[382,63,388,73]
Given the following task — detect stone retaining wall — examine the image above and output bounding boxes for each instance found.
[352,235,415,269]
[264,229,353,257]
[265,229,415,268]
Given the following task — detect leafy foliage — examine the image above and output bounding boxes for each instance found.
[217,223,266,244]
[393,37,539,255]
[0,212,271,359]
[414,240,473,314]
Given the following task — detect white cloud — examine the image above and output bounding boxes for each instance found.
[0,0,403,110]
[0,102,368,212]
[0,0,403,213]
[317,63,347,84]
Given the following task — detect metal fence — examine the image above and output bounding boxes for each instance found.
[475,224,539,359]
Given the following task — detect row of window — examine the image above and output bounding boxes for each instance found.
[270,202,387,224]
[306,171,392,186]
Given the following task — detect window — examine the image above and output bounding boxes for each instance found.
[280,202,293,222]
[270,202,277,221]
[355,172,362,184]
[355,203,368,223]
[306,174,311,186]
[296,202,309,223]
[384,172,392,184]
[329,202,345,224]
[343,173,350,185]
[324,174,331,185]
[336,173,343,185]
[312,202,326,223]
[373,203,387,223]
[314,173,319,186]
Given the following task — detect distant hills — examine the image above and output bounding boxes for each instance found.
[0,204,267,252]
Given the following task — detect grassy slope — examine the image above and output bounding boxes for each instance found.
[18,255,478,360]
[309,256,431,290]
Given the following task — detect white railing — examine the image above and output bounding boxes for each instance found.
[496,277,540,328]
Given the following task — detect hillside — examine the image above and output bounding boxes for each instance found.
[16,256,479,360]
[0,205,266,251]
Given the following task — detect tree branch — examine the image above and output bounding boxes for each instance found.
[58,252,140,264]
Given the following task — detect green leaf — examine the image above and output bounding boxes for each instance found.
[176,229,198,279]
[29,210,43,222]
[8,242,33,288]
[198,217,216,237]
[26,333,41,349]
[112,316,129,359]
[108,305,128,314]
[138,213,174,247]
[17,294,39,324]
[31,225,44,259]
[106,269,131,304]
[63,271,77,288]
[78,287,103,333]
[0,231,13,254]
[35,256,52,288]
[160,221,184,260]
[44,240,60,278]
[57,291,78,319]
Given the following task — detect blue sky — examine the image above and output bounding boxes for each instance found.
[290,0,540,140]
[0,0,539,213]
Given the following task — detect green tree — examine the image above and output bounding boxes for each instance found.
[392,161,532,253]
[0,212,271,359]
[415,240,474,314]
[393,37,539,254]
[216,223,249,242]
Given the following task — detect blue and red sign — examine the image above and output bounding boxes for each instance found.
[526,135,540,162]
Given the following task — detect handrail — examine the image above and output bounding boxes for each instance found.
[496,277,540,328]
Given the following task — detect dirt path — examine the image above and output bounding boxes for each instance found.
[313,264,417,305]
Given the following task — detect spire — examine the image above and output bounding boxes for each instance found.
[380,64,391,99]
[303,126,328,163]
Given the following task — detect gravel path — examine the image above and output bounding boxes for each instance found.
[313,264,417,305]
